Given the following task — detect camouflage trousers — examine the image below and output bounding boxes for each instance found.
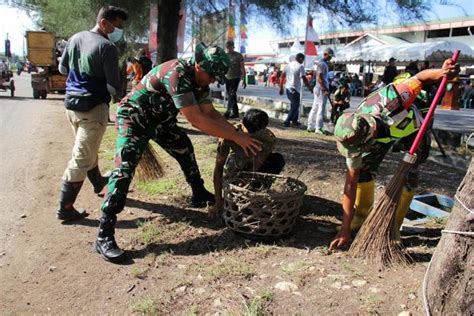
[101,102,202,215]
[359,132,431,189]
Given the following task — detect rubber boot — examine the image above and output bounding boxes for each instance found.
[87,166,109,197]
[56,181,88,221]
[190,178,215,208]
[350,180,375,231]
[393,186,415,241]
[95,213,124,262]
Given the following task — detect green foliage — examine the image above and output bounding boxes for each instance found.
[21,0,149,42]
[20,0,436,62]
[135,178,178,195]
[138,220,162,244]
[187,0,431,36]
[194,259,256,281]
[137,220,190,245]
[243,290,274,316]
[130,297,159,314]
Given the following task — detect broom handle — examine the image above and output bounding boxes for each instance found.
[409,50,460,155]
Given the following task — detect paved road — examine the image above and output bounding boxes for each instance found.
[212,83,474,134]
[0,72,69,253]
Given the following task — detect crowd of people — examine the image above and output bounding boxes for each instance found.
[55,5,460,264]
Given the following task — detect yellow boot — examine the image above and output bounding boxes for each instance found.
[393,186,415,241]
[350,180,375,231]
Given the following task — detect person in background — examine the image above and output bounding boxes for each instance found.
[0,59,6,76]
[405,61,419,77]
[420,60,430,71]
[138,49,153,75]
[56,5,128,222]
[350,74,362,96]
[307,48,334,134]
[462,78,474,109]
[224,40,246,119]
[126,58,143,88]
[263,67,269,86]
[279,53,312,128]
[382,57,398,85]
[330,82,351,124]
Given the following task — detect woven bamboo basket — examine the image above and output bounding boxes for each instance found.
[223,172,307,237]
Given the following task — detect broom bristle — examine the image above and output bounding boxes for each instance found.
[135,143,164,182]
[349,156,415,268]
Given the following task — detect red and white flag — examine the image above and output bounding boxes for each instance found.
[305,16,318,56]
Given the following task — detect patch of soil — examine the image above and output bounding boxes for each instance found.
[0,110,465,315]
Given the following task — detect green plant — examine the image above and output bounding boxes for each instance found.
[243,290,274,316]
[130,297,159,315]
[137,220,162,244]
[427,216,448,226]
[136,178,178,195]
[361,295,382,314]
[253,244,278,258]
[130,266,148,279]
[154,250,174,267]
[319,245,331,256]
[137,221,191,245]
[194,260,256,281]
[185,305,199,316]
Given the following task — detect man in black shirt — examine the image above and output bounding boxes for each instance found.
[382,57,398,85]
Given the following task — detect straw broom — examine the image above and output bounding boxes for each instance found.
[135,143,164,182]
[349,50,460,268]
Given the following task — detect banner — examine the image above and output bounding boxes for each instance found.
[239,2,247,54]
[148,0,158,63]
[5,39,11,58]
[305,15,318,56]
[227,5,236,41]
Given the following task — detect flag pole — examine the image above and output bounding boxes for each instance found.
[299,0,311,121]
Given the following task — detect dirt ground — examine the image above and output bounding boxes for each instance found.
[0,86,466,315]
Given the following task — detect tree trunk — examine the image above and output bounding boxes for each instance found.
[156,0,181,64]
[425,159,473,314]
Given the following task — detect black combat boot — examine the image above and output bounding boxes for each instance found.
[87,166,109,197]
[95,213,124,263]
[190,179,215,208]
[56,181,89,221]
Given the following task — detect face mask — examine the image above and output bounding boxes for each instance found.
[108,27,123,43]
[105,20,123,43]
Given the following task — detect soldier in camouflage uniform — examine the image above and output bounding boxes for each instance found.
[96,43,262,262]
[330,58,458,250]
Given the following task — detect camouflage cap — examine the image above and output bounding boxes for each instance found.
[192,43,230,84]
[334,112,377,158]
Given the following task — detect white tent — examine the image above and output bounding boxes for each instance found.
[336,40,474,64]
[289,40,305,56]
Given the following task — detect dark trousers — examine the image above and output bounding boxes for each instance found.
[330,102,350,123]
[285,88,300,126]
[225,78,240,117]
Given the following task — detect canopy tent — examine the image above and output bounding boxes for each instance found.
[253,55,291,64]
[336,40,474,64]
[253,40,307,65]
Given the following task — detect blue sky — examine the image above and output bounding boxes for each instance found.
[1,0,473,56]
[0,4,36,56]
